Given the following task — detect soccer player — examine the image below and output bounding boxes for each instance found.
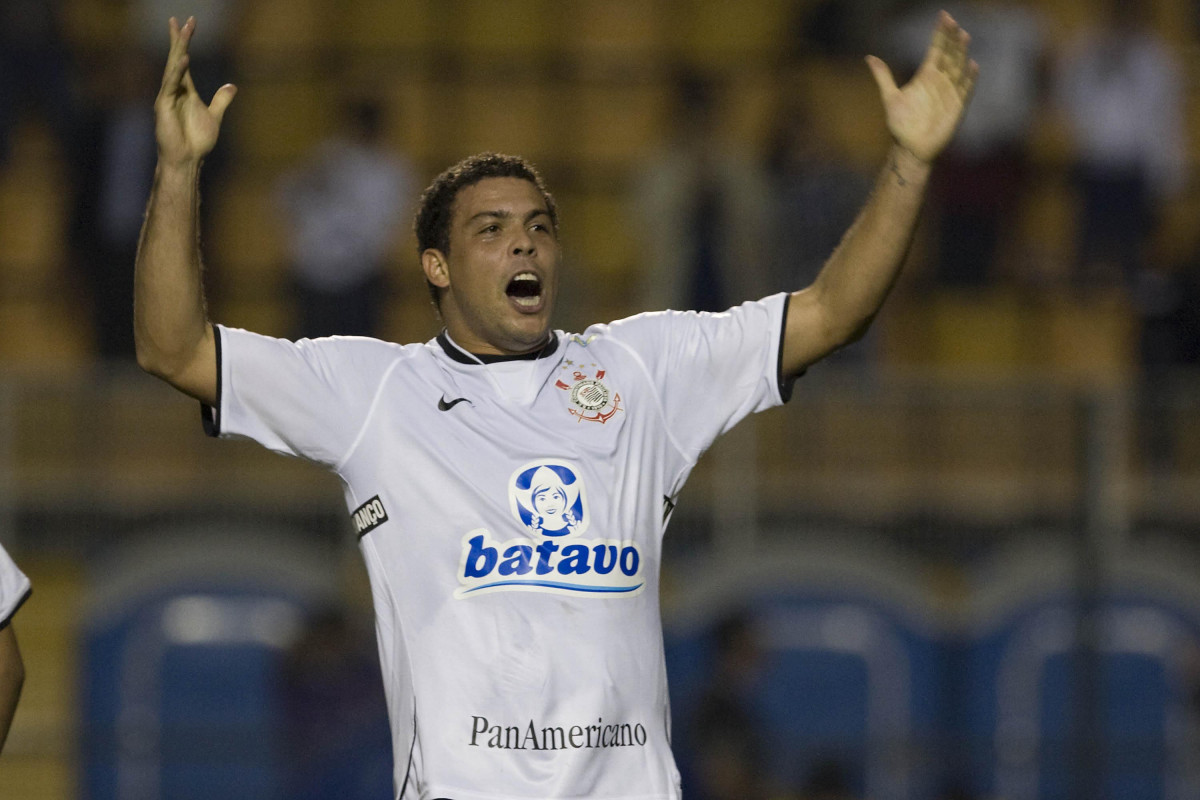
[0,543,31,755]
[135,12,975,799]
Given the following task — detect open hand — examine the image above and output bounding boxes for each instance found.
[154,16,236,168]
[866,11,978,164]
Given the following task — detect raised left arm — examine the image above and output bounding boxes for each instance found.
[0,624,23,754]
[782,11,978,376]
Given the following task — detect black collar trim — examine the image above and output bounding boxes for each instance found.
[436,329,559,365]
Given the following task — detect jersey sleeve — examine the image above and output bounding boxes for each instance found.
[204,325,403,468]
[606,292,794,459]
[0,544,31,629]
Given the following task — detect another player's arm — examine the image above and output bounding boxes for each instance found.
[781,11,977,377]
[0,624,23,753]
[134,16,236,406]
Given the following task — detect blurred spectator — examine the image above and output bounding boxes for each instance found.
[1053,1,1186,289]
[0,0,80,167]
[766,99,874,294]
[765,97,875,365]
[71,49,160,360]
[279,605,392,800]
[688,610,772,800]
[631,72,771,313]
[790,0,903,61]
[275,98,414,339]
[891,1,1046,287]
[1135,246,1200,474]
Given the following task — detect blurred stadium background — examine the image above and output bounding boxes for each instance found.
[1,0,1199,798]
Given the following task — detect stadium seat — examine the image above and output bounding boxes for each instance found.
[557,191,637,284]
[969,544,1200,800]
[213,298,294,340]
[379,289,441,350]
[79,532,356,800]
[0,300,91,368]
[335,0,437,53]
[237,0,328,57]
[452,77,557,164]
[0,138,69,291]
[1012,172,1076,285]
[228,79,338,166]
[373,76,440,166]
[663,544,943,799]
[570,80,669,171]
[563,0,665,65]
[1035,293,1136,383]
[669,0,790,68]
[446,0,558,63]
[207,174,286,293]
[788,61,890,169]
[927,291,1027,372]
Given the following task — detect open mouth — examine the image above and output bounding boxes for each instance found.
[506,272,543,309]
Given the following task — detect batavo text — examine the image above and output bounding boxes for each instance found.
[454,529,644,597]
[462,534,640,578]
[470,716,649,750]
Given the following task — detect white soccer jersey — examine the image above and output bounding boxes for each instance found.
[0,544,31,629]
[206,293,793,800]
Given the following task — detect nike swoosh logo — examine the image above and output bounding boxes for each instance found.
[438,395,471,411]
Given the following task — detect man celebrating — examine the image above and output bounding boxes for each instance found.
[135,13,975,799]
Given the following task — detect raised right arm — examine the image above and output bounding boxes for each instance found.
[134,17,236,406]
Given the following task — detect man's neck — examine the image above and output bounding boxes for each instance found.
[438,329,557,364]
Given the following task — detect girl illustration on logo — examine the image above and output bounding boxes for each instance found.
[520,465,582,536]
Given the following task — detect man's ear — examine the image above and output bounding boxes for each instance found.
[422,249,450,289]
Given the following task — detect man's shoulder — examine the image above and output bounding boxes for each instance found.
[574,309,683,342]
[220,326,436,381]
[580,300,772,343]
[555,311,706,382]
[293,333,429,361]
[567,295,787,366]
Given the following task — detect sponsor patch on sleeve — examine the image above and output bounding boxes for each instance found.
[352,495,389,538]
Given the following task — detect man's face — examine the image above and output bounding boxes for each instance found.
[425,177,560,355]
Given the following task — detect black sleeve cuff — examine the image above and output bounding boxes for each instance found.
[201,323,223,437]
[777,293,801,403]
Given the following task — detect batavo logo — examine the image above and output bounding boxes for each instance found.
[453,459,643,599]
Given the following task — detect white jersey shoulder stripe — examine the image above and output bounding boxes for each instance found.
[600,333,692,463]
[335,348,418,471]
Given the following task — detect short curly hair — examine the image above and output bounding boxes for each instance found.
[414,153,559,310]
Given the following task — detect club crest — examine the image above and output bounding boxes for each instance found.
[555,363,622,423]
